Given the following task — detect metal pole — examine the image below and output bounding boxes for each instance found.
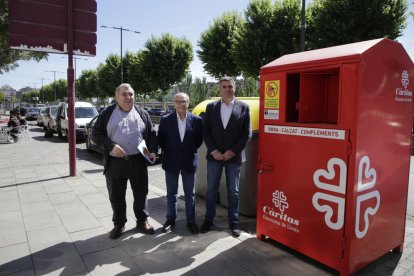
[120,26,123,83]
[67,0,76,176]
[300,0,306,52]
[101,25,140,84]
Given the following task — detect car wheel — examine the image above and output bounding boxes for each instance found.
[58,129,63,137]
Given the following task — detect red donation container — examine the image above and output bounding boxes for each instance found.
[256,38,414,275]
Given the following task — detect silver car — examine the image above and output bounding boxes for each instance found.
[26,107,40,121]
[44,105,58,133]
[36,107,46,126]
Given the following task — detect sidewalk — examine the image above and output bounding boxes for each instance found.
[0,123,413,275]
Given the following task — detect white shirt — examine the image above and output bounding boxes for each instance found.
[220,99,234,129]
[176,112,187,142]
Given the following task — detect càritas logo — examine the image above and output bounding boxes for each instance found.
[312,156,380,239]
[262,189,300,228]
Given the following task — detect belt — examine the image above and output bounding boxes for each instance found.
[111,153,140,160]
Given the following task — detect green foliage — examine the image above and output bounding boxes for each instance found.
[77,69,100,99]
[39,79,67,103]
[140,34,193,95]
[21,90,40,103]
[128,50,157,97]
[307,0,408,49]
[97,55,121,97]
[235,0,302,79]
[237,77,259,97]
[0,0,47,74]
[0,91,5,102]
[197,11,245,79]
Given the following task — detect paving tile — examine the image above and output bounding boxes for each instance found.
[0,189,18,201]
[19,191,49,204]
[70,227,119,256]
[132,247,191,275]
[43,183,72,195]
[0,211,27,247]
[82,246,142,275]
[23,211,62,231]
[0,243,33,276]
[27,225,71,253]
[16,183,44,194]
[48,191,80,205]
[32,243,88,276]
[20,201,54,216]
[53,202,101,233]
[0,198,20,214]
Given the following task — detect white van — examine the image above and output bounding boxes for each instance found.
[57,101,98,139]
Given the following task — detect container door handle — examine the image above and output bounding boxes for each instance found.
[257,163,273,174]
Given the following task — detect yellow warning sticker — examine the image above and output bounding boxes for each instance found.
[264,80,280,109]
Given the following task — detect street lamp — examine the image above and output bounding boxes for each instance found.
[101,25,140,83]
[300,0,306,52]
[45,70,64,102]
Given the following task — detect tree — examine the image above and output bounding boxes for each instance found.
[0,0,47,74]
[307,0,408,49]
[139,34,193,97]
[97,55,122,98]
[128,50,156,98]
[237,78,259,97]
[188,76,210,108]
[235,0,302,79]
[197,11,245,79]
[0,91,5,103]
[77,69,100,100]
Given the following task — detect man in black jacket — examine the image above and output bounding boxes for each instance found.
[200,76,251,237]
[93,83,157,239]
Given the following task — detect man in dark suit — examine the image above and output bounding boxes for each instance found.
[200,76,251,237]
[158,92,203,234]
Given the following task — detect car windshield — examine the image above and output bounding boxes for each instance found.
[28,108,38,112]
[75,107,98,118]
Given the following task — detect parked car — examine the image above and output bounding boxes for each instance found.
[147,108,165,116]
[25,107,40,121]
[57,101,98,139]
[84,115,102,153]
[44,105,59,133]
[36,107,46,126]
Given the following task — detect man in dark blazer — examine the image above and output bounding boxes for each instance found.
[158,92,203,234]
[200,76,251,237]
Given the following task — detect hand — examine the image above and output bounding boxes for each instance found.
[211,150,224,161]
[149,153,157,162]
[223,150,236,161]
[111,144,126,158]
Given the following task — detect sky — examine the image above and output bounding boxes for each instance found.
[1,0,413,91]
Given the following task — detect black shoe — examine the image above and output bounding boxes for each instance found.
[136,221,155,235]
[109,225,124,239]
[187,223,199,234]
[200,220,212,233]
[162,220,175,233]
[230,223,241,237]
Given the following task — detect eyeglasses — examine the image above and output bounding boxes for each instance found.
[174,100,188,104]
[221,85,234,89]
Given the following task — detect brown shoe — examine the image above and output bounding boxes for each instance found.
[109,225,124,239]
[136,221,155,235]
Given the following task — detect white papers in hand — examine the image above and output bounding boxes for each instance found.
[137,139,155,164]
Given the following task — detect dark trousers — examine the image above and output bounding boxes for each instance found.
[105,155,149,226]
